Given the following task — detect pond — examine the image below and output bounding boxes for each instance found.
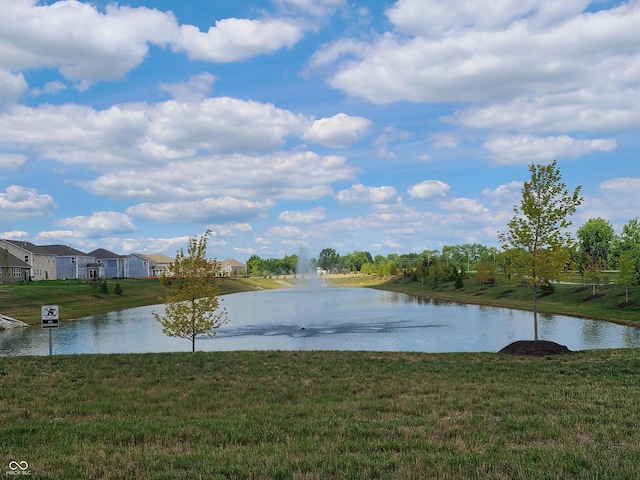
[2,287,640,356]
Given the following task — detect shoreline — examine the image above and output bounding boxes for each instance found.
[369,276,640,329]
[2,274,639,330]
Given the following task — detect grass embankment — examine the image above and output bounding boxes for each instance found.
[373,275,640,326]
[0,277,281,325]
[2,350,640,479]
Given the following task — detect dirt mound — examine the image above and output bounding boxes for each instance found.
[499,340,572,356]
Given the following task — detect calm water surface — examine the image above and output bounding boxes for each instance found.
[2,287,640,356]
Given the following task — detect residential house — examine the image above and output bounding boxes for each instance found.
[0,240,57,280]
[85,262,106,280]
[89,248,126,278]
[0,250,31,283]
[40,245,95,280]
[219,259,246,277]
[126,253,174,278]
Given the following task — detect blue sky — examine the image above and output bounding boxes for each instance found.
[1,0,639,262]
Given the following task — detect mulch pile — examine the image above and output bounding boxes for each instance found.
[499,340,573,356]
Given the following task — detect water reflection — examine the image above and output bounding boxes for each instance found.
[2,287,640,356]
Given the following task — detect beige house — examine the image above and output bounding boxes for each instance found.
[219,259,246,277]
[0,240,57,280]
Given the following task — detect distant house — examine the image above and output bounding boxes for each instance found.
[85,262,106,280]
[0,240,57,280]
[0,250,31,283]
[39,245,95,280]
[126,253,174,278]
[219,259,246,277]
[89,248,126,278]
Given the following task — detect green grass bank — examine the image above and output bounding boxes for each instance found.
[0,277,282,325]
[372,275,640,327]
[2,349,640,479]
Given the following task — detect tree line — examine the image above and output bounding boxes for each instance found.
[243,217,640,285]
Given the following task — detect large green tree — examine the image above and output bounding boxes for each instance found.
[343,251,373,273]
[246,254,263,276]
[317,248,342,272]
[498,160,583,341]
[577,217,614,294]
[620,218,640,251]
[153,231,229,352]
[577,218,615,261]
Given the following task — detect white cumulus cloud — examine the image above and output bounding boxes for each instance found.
[279,207,326,224]
[175,18,304,63]
[0,185,56,219]
[56,211,137,236]
[336,184,399,205]
[484,135,617,164]
[0,70,28,101]
[407,180,450,200]
[302,113,371,148]
[0,154,27,169]
[126,197,274,223]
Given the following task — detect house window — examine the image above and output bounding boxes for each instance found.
[13,268,22,278]
[24,255,29,263]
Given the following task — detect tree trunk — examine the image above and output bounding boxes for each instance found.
[626,286,629,304]
[532,284,539,341]
[192,336,196,353]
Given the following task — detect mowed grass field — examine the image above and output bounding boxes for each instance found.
[2,350,640,479]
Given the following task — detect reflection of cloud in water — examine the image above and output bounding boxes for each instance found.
[212,321,443,339]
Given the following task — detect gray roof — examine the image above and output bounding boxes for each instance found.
[1,250,30,268]
[3,240,51,255]
[39,244,89,256]
[3,240,88,256]
[221,259,246,267]
[89,248,125,259]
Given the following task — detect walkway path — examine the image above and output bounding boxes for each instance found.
[0,313,29,330]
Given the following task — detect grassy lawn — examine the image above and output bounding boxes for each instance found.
[374,275,640,327]
[0,277,281,325]
[2,350,640,479]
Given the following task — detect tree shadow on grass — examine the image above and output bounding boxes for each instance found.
[583,293,604,302]
[618,300,637,308]
[496,289,515,299]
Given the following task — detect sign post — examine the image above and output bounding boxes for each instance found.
[41,305,59,355]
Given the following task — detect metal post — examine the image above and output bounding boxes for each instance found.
[49,329,53,355]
